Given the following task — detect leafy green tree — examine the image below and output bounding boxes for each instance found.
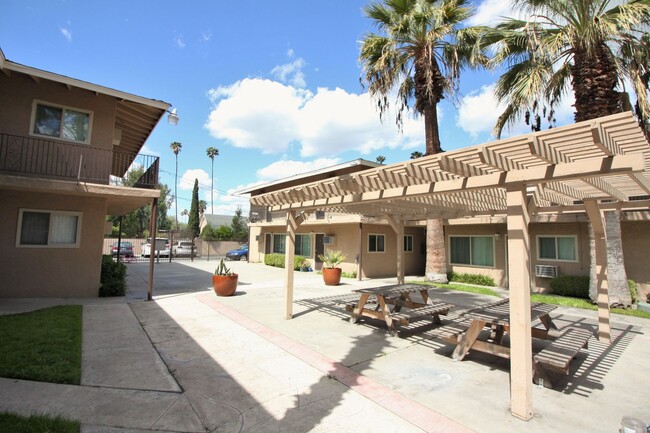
[410,151,423,159]
[376,155,386,164]
[188,179,200,239]
[215,225,234,240]
[231,206,248,242]
[359,0,486,283]
[157,183,173,231]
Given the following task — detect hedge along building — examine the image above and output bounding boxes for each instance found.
[246,112,650,420]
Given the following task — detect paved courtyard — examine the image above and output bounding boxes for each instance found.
[0,259,648,432]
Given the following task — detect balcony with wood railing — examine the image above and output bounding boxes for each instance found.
[0,133,158,189]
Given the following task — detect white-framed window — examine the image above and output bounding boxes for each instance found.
[16,209,82,248]
[537,235,578,262]
[404,235,413,252]
[449,235,494,267]
[368,234,385,253]
[272,233,286,254]
[30,100,92,144]
[295,234,311,257]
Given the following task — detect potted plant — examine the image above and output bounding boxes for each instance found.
[212,259,238,296]
[318,250,345,286]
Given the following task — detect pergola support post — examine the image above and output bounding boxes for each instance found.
[585,200,612,343]
[147,197,158,301]
[506,184,533,420]
[284,211,306,319]
[385,215,405,284]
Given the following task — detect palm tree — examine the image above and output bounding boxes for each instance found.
[410,151,423,159]
[376,155,386,164]
[486,0,650,137]
[180,208,189,224]
[198,200,207,218]
[485,0,650,306]
[359,0,486,283]
[206,146,219,214]
[170,141,182,230]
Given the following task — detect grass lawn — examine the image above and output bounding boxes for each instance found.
[416,280,500,297]
[0,305,82,384]
[417,280,650,319]
[0,412,79,433]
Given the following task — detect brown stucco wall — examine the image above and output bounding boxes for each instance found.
[0,71,116,150]
[0,189,107,297]
[622,221,650,297]
[251,222,426,278]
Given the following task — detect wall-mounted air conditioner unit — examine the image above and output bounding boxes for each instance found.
[323,235,336,245]
[535,265,558,278]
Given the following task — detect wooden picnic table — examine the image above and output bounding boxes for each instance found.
[452,298,559,361]
[345,284,453,336]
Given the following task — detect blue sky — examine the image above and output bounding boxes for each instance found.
[1,0,576,220]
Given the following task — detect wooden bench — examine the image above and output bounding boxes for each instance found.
[425,318,473,344]
[390,302,452,325]
[533,327,592,388]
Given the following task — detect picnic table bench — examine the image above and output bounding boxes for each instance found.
[425,317,474,344]
[533,327,592,388]
[346,284,453,336]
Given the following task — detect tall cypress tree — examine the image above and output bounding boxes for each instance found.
[188,178,200,238]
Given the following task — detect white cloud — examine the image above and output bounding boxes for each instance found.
[256,158,341,180]
[205,79,424,158]
[179,168,211,191]
[201,30,212,42]
[174,33,185,48]
[271,58,306,88]
[60,28,72,42]
[206,78,307,153]
[468,0,517,26]
[456,83,576,139]
[456,84,505,139]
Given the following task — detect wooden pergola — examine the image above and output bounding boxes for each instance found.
[250,112,650,419]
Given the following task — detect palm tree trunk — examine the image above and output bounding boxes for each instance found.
[422,103,448,283]
[589,211,631,307]
[574,45,629,305]
[572,45,622,122]
[175,155,179,230]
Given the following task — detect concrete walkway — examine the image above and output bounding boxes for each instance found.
[0,260,648,432]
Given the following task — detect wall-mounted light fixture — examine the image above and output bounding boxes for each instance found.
[167,108,179,125]
[494,233,500,241]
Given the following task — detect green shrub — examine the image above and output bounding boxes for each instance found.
[342,271,357,279]
[628,279,638,304]
[447,271,496,287]
[549,275,590,299]
[264,254,307,270]
[99,255,126,297]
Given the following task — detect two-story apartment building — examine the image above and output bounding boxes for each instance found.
[0,48,170,297]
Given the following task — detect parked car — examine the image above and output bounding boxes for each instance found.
[141,238,170,257]
[225,244,248,261]
[111,241,134,257]
[172,240,198,257]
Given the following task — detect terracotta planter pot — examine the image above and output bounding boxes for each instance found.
[322,268,342,286]
[212,274,238,296]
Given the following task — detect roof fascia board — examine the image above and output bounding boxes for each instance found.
[5,58,170,110]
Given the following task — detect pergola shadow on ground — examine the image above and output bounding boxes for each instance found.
[255,113,650,419]
[294,288,641,400]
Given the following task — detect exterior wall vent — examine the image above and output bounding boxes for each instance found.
[535,265,558,278]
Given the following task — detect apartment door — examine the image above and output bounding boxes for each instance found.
[314,234,325,270]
